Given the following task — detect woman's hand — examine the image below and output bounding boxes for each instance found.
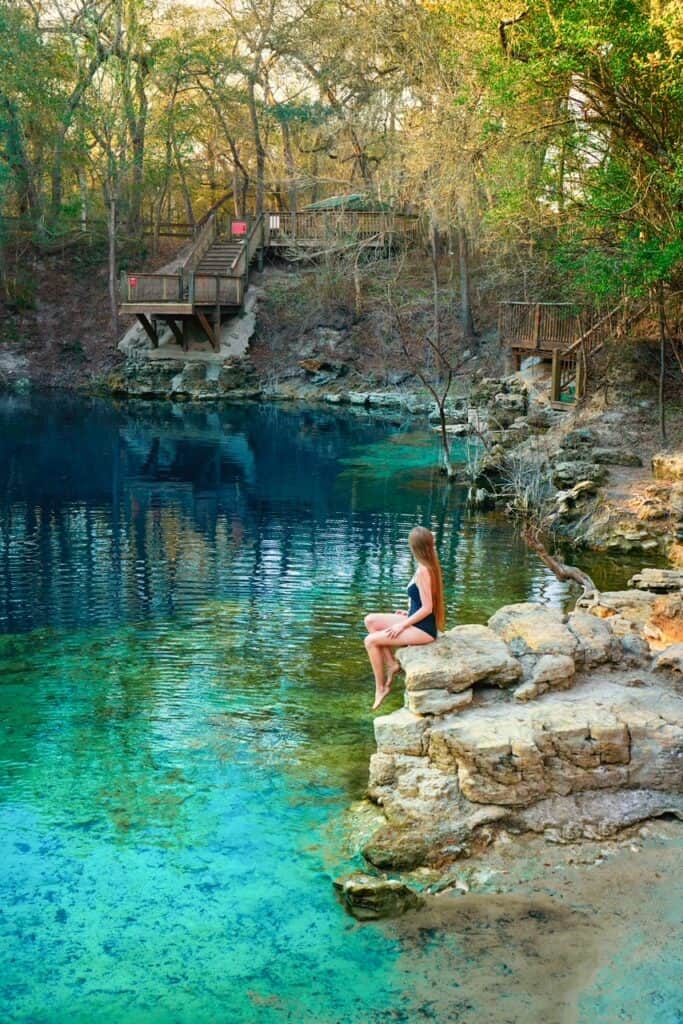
[394,609,408,616]
[384,623,405,639]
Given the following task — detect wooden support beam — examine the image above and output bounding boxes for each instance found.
[167,319,185,350]
[196,311,220,352]
[551,349,561,402]
[215,278,221,340]
[137,314,159,348]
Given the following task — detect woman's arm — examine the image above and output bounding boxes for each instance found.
[386,568,433,636]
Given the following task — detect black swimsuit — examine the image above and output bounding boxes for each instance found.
[407,581,437,638]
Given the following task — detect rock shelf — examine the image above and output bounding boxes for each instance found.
[357,594,683,891]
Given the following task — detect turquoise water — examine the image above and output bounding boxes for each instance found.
[0,394,670,1023]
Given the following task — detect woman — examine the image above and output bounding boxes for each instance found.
[364,526,445,710]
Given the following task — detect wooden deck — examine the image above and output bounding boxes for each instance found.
[499,299,647,405]
[119,206,419,353]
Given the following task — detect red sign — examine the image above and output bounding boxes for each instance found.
[232,221,248,236]
[129,276,138,287]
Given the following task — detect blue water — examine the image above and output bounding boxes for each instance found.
[0,393,672,1023]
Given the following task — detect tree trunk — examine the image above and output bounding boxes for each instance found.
[429,214,440,353]
[125,61,148,240]
[107,192,119,338]
[172,137,195,230]
[247,77,266,217]
[281,118,298,218]
[657,283,667,443]
[458,218,476,343]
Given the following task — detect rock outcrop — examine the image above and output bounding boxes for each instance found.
[359,598,683,879]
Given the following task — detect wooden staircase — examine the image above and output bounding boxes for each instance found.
[549,300,647,406]
[196,241,244,274]
[500,299,647,406]
[119,203,420,354]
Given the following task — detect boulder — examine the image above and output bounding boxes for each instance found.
[334,874,424,920]
[560,427,599,450]
[576,589,658,628]
[620,634,651,667]
[374,708,428,756]
[530,653,576,688]
[552,461,608,488]
[592,448,643,467]
[652,644,683,679]
[652,452,683,481]
[628,568,683,593]
[398,624,522,693]
[568,612,621,667]
[406,687,473,716]
[488,603,577,658]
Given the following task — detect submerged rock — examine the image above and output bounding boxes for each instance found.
[334,873,424,920]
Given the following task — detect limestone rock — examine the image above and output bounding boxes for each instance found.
[553,461,608,488]
[374,708,427,756]
[398,624,522,693]
[592,448,643,467]
[530,653,575,688]
[652,644,683,679]
[368,752,397,795]
[406,687,473,716]
[488,603,577,658]
[513,680,543,702]
[620,634,651,667]
[577,589,658,628]
[628,568,683,593]
[652,452,683,481]
[568,612,621,667]
[334,874,424,920]
[426,682,681,808]
[513,789,683,841]
[561,427,599,450]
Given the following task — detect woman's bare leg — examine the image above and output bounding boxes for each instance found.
[364,614,404,685]
[365,626,434,710]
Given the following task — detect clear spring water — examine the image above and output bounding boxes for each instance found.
[0,393,674,1023]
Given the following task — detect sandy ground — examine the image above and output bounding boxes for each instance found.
[381,821,682,1023]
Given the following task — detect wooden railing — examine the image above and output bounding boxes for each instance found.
[182,212,218,274]
[189,274,243,307]
[499,301,582,351]
[119,272,183,303]
[228,214,265,277]
[550,300,648,403]
[267,210,419,243]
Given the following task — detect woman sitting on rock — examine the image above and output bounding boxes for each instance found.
[364,526,445,710]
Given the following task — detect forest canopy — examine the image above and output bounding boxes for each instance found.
[1,0,681,305]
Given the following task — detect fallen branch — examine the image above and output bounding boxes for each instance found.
[522,526,600,603]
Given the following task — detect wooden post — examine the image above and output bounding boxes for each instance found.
[532,303,542,349]
[137,314,159,348]
[167,319,184,349]
[214,277,221,342]
[551,349,561,402]
[119,270,128,303]
[196,311,219,352]
[576,346,586,399]
[187,272,195,306]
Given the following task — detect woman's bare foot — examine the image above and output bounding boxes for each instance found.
[372,683,390,711]
[385,660,401,692]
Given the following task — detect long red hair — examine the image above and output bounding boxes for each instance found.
[409,526,445,630]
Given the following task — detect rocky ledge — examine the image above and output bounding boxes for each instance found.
[344,589,683,916]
